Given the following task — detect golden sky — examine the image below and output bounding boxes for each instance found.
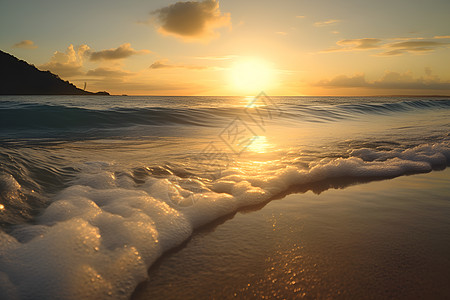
[1,0,450,96]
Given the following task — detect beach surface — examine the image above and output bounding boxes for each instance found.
[133,168,450,300]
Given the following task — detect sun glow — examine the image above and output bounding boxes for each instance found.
[229,58,274,94]
[247,135,271,153]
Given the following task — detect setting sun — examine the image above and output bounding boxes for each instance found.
[229,58,274,94]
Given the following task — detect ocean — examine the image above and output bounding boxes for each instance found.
[0,95,449,299]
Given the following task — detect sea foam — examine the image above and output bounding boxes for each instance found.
[0,141,449,299]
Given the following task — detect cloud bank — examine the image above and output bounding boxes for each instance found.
[152,0,231,42]
[315,70,450,90]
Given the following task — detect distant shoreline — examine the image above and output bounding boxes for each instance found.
[0,50,109,96]
[0,92,110,96]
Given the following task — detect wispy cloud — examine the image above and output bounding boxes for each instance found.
[338,38,382,49]
[378,40,449,56]
[322,38,382,53]
[322,36,450,56]
[151,0,231,42]
[434,35,450,39]
[12,40,38,49]
[149,59,210,70]
[315,69,450,90]
[314,19,341,27]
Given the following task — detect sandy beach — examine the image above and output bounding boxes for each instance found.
[133,168,450,299]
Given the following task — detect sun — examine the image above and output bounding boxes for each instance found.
[229,58,274,94]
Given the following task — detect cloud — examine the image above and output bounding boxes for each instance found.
[377,49,406,56]
[323,38,384,53]
[390,41,447,48]
[296,15,305,19]
[378,40,449,56]
[276,31,288,36]
[314,19,341,27]
[39,43,147,78]
[434,35,450,39]
[149,60,174,69]
[315,74,368,88]
[322,36,450,55]
[315,70,450,90]
[337,38,382,49]
[149,60,209,70]
[89,43,149,61]
[373,71,450,89]
[151,0,231,42]
[39,44,89,77]
[13,40,38,49]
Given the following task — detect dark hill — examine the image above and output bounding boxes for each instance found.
[0,50,109,95]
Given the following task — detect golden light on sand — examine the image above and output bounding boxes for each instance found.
[229,58,274,94]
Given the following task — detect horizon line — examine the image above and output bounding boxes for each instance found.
[93,94,450,97]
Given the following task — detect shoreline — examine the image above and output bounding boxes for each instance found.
[132,168,450,299]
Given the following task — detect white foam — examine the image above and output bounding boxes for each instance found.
[0,141,448,299]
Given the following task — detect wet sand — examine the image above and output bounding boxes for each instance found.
[132,169,450,300]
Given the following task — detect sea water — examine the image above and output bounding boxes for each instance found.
[0,95,449,299]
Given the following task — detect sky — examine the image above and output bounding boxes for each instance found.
[1,0,450,96]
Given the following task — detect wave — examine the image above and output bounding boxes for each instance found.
[0,140,449,299]
[1,99,449,133]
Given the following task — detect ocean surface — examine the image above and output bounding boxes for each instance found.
[0,95,449,299]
